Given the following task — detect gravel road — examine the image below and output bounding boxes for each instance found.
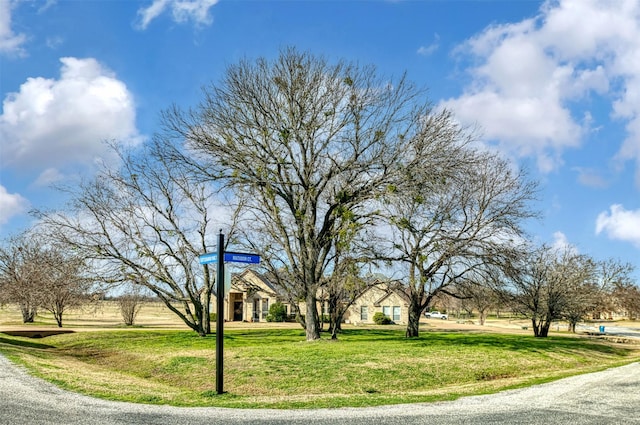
[1,354,639,425]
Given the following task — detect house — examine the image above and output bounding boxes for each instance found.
[344,283,409,325]
[218,269,292,322]
[214,269,407,325]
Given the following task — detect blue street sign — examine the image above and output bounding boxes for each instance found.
[224,252,261,264]
[199,251,260,265]
[199,252,218,264]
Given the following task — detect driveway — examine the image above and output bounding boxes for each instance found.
[1,354,639,425]
[577,323,640,339]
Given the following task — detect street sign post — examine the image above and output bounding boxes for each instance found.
[200,234,260,395]
[215,231,224,395]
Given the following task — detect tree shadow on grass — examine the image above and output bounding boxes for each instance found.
[0,336,55,350]
[408,332,630,355]
[336,328,630,356]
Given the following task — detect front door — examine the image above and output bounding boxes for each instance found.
[233,301,243,321]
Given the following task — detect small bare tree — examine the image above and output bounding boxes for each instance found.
[560,254,599,333]
[506,246,596,337]
[604,260,639,319]
[0,233,43,323]
[0,233,93,327]
[324,259,373,339]
[116,286,146,326]
[38,247,93,327]
[459,280,500,325]
[613,284,640,319]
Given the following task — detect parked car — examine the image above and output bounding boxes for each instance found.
[424,311,448,320]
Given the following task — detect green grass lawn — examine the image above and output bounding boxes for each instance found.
[0,328,638,409]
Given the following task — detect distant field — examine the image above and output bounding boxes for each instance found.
[1,301,634,334]
[0,301,188,329]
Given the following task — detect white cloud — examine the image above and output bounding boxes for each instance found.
[32,168,65,187]
[46,36,64,49]
[0,57,141,173]
[596,204,640,247]
[38,0,57,14]
[573,167,608,188]
[0,0,27,57]
[551,231,578,255]
[0,184,29,227]
[441,0,640,179]
[135,0,219,30]
[417,34,440,56]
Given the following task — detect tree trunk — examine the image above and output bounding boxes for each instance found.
[54,312,63,328]
[405,299,422,338]
[532,318,540,337]
[537,320,551,337]
[328,294,344,340]
[329,310,343,340]
[203,291,211,335]
[305,293,321,341]
[479,310,487,326]
[20,304,36,323]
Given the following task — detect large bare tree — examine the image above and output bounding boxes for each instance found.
[163,48,446,340]
[36,139,227,336]
[378,148,537,337]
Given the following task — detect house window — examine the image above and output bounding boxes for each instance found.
[392,306,401,322]
[360,306,368,321]
[262,299,269,319]
[382,306,390,317]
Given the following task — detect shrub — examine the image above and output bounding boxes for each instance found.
[117,293,144,326]
[373,312,392,325]
[268,302,287,322]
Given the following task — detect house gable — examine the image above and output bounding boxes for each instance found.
[346,283,409,325]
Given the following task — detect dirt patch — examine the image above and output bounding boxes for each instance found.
[1,330,75,339]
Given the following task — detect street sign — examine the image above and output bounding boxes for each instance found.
[198,252,218,264]
[223,252,261,264]
[199,252,261,265]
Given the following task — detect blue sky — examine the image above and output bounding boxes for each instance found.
[1,0,639,275]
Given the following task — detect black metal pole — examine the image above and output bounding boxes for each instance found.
[216,230,225,394]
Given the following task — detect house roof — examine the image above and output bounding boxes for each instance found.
[373,283,410,306]
[231,269,282,298]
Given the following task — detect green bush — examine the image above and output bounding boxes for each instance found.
[210,313,217,322]
[373,312,392,325]
[268,302,287,322]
